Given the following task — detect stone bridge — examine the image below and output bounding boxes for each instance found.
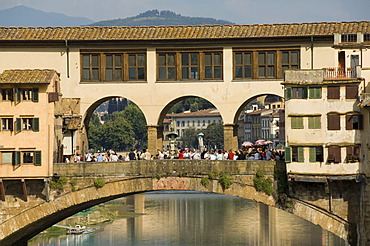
[0,160,356,245]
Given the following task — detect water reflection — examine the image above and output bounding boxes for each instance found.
[30,191,348,246]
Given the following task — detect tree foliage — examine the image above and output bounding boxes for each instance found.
[203,123,224,150]
[181,127,199,148]
[89,9,234,27]
[88,103,147,151]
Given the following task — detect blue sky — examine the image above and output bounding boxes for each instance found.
[1,0,369,24]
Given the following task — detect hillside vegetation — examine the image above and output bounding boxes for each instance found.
[89,10,234,26]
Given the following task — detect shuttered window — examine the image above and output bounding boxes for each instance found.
[285,147,291,162]
[309,87,321,99]
[346,114,363,130]
[327,86,340,99]
[32,88,39,102]
[34,151,42,166]
[309,146,323,162]
[328,146,341,163]
[308,116,321,129]
[291,116,304,129]
[327,114,340,130]
[285,87,292,99]
[297,147,304,162]
[345,85,358,99]
[14,151,21,166]
[346,146,360,162]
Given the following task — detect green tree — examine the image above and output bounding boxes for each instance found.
[120,104,147,149]
[181,127,199,148]
[203,123,224,149]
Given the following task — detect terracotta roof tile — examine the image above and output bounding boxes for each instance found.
[167,108,220,117]
[0,21,370,41]
[0,69,58,84]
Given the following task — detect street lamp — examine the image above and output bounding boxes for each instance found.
[166,132,178,159]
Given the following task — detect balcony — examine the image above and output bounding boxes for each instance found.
[323,67,359,80]
[284,67,361,85]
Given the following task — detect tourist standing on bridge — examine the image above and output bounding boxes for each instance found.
[140,149,151,160]
[128,149,136,160]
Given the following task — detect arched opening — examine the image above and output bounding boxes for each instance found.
[158,96,223,158]
[63,96,147,162]
[234,94,284,151]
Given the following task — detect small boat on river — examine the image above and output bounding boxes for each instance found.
[66,225,86,235]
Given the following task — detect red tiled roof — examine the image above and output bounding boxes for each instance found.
[167,108,220,117]
[0,69,58,84]
[0,21,369,41]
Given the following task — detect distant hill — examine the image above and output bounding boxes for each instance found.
[89,10,234,26]
[0,5,93,27]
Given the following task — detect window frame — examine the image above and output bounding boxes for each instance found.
[327,113,340,130]
[233,48,300,80]
[327,146,341,163]
[308,116,321,129]
[81,50,147,82]
[157,50,223,81]
[290,116,304,129]
[1,118,13,131]
[327,86,340,99]
[345,85,358,99]
[309,146,324,162]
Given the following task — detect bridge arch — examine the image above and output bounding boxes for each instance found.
[233,93,283,125]
[0,174,349,245]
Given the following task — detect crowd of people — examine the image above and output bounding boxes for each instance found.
[66,146,284,163]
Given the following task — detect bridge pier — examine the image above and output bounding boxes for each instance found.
[223,124,238,151]
[147,125,163,155]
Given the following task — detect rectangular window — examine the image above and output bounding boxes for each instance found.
[258,51,276,78]
[286,87,308,99]
[327,86,340,99]
[345,85,358,99]
[282,50,299,76]
[309,146,323,162]
[0,89,13,101]
[1,151,13,164]
[291,116,303,129]
[204,52,222,79]
[181,53,199,80]
[81,52,146,82]
[364,33,370,42]
[308,116,321,129]
[128,54,146,80]
[327,114,340,130]
[327,146,341,163]
[292,147,304,162]
[234,51,252,79]
[22,151,34,164]
[82,54,100,81]
[346,114,363,130]
[1,118,13,131]
[341,34,357,43]
[309,87,321,99]
[346,145,360,162]
[17,118,39,132]
[158,53,176,80]
[105,54,122,81]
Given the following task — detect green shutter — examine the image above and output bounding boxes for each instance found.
[309,147,316,162]
[16,118,21,132]
[285,147,292,163]
[298,147,304,162]
[32,88,39,102]
[285,87,292,99]
[14,151,21,165]
[32,118,39,132]
[302,87,308,99]
[291,117,303,129]
[308,116,321,129]
[309,87,321,99]
[34,151,41,166]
